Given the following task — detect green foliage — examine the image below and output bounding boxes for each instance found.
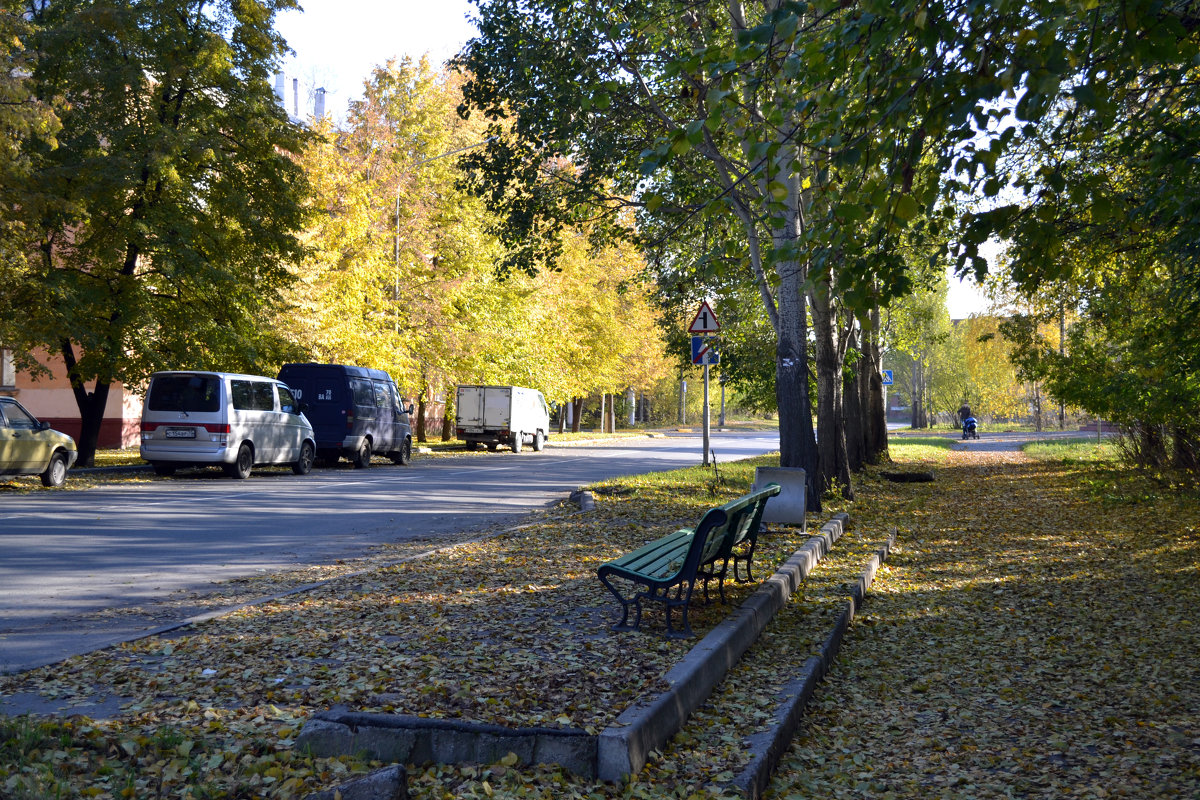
[0,0,310,461]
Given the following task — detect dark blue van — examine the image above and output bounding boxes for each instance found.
[276,363,413,468]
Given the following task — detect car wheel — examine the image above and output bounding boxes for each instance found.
[224,442,254,479]
[532,431,545,452]
[353,439,372,469]
[40,451,69,487]
[512,431,523,453]
[391,437,412,465]
[293,441,315,475]
[465,441,480,451]
[487,442,499,451]
[152,463,177,477]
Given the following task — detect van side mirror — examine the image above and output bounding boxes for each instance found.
[298,402,310,414]
[38,420,51,432]
[405,403,414,416]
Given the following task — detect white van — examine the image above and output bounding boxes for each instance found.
[455,385,551,453]
[140,371,317,479]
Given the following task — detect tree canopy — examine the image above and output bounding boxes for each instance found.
[0,0,310,464]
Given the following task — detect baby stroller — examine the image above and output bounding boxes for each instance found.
[962,416,979,440]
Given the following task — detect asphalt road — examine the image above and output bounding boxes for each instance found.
[0,431,780,675]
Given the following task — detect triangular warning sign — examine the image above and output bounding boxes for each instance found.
[687,300,720,334]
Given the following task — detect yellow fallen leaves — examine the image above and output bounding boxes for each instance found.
[5,444,1195,799]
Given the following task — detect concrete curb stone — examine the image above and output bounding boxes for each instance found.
[729,529,897,799]
[307,764,408,800]
[294,512,856,793]
[596,511,849,781]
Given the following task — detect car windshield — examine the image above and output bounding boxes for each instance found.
[148,375,220,413]
[1,400,38,430]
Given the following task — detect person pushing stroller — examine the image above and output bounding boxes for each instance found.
[958,401,978,440]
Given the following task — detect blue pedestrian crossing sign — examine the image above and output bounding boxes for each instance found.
[691,336,719,366]
[882,369,893,386]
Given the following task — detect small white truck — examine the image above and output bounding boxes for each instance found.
[455,385,551,453]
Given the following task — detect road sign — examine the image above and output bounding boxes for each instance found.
[691,336,720,365]
[687,300,720,334]
[882,369,893,386]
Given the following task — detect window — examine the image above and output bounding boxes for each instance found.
[278,385,297,414]
[373,381,390,408]
[149,375,220,413]
[253,382,275,411]
[2,400,37,431]
[231,380,254,410]
[352,380,376,418]
[0,348,14,389]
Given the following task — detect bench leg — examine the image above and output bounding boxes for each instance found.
[661,582,695,639]
[598,572,642,632]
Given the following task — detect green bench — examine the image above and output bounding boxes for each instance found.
[596,483,781,638]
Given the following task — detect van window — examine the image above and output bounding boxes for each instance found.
[278,385,298,414]
[254,382,275,410]
[373,381,390,408]
[352,380,374,407]
[232,380,275,411]
[148,375,220,413]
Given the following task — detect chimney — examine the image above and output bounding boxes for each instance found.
[315,87,326,119]
[274,73,285,106]
[293,78,299,118]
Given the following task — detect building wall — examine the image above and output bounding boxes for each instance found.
[0,347,143,449]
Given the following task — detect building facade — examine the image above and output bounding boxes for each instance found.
[0,347,142,449]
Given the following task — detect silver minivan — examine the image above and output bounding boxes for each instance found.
[139,371,316,479]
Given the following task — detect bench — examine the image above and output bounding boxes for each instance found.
[596,483,781,638]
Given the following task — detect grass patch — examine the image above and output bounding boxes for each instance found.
[887,435,956,464]
[1022,436,1120,464]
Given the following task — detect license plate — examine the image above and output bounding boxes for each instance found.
[165,427,196,439]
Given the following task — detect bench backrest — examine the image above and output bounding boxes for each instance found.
[719,482,780,547]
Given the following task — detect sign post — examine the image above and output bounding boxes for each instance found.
[688,302,721,465]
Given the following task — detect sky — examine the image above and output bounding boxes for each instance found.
[274,0,992,318]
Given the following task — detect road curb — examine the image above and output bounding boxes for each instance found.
[596,512,850,781]
[729,529,897,798]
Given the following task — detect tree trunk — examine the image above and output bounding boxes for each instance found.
[811,284,851,498]
[843,325,865,473]
[1059,303,1066,430]
[863,306,889,464]
[571,397,582,433]
[60,340,110,468]
[910,358,925,429]
[775,262,821,511]
[417,369,432,443]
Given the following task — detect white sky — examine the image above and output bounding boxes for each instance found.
[275,0,992,318]
[274,0,477,120]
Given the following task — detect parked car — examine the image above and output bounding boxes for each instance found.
[455,385,551,453]
[276,363,413,468]
[139,371,316,479]
[0,397,78,487]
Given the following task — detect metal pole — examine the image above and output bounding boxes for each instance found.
[702,363,711,466]
[719,376,726,427]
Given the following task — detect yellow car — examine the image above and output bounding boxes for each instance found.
[0,397,78,487]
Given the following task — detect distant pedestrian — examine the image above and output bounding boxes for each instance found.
[958,401,972,426]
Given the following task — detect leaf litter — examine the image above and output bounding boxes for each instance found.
[3,446,1198,799]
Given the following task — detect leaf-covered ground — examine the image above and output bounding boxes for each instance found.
[771,444,1200,799]
[2,439,1198,799]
